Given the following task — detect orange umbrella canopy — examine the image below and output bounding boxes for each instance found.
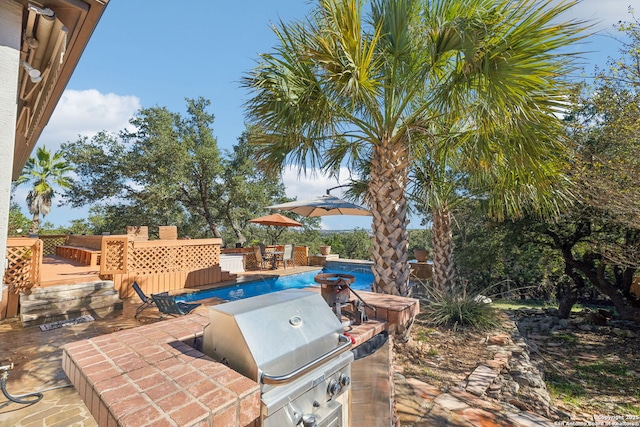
[248,213,302,227]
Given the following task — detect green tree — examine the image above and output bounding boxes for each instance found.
[453,200,562,300]
[63,99,287,242]
[519,14,640,320]
[8,201,30,236]
[335,229,373,260]
[242,0,586,296]
[16,146,73,234]
[127,97,224,237]
[220,129,287,245]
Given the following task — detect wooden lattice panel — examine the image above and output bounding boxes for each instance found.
[130,244,220,275]
[4,239,42,293]
[294,247,308,267]
[183,244,219,270]
[246,253,259,270]
[106,238,223,296]
[131,246,176,274]
[101,237,128,274]
[39,235,67,256]
[5,247,32,293]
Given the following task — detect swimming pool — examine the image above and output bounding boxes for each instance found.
[177,268,374,303]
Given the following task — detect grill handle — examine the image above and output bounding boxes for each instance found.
[261,334,352,385]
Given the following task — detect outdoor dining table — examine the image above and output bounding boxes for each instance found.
[267,250,284,269]
[265,246,284,270]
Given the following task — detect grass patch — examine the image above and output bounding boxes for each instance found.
[574,362,632,389]
[550,332,577,344]
[577,362,629,376]
[415,329,430,342]
[422,367,434,377]
[546,371,587,402]
[620,402,640,416]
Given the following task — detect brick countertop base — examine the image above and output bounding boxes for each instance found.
[62,291,419,426]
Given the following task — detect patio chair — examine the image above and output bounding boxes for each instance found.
[258,243,274,263]
[151,293,201,317]
[282,244,295,269]
[253,245,270,270]
[132,281,167,318]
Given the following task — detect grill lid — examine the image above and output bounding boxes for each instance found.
[202,289,345,383]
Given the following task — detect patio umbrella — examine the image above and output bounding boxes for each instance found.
[266,194,371,217]
[248,213,303,227]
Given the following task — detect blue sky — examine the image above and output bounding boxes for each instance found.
[15,0,635,231]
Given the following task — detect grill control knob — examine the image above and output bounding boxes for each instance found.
[301,414,317,427]
[339,373,351,387]
[327,379,342,396]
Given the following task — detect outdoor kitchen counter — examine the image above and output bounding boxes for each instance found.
[62,291,418,426]
[62,313,261,427]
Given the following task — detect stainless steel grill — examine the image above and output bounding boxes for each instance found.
[202,289,353,427]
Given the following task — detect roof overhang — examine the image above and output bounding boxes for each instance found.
[12,0,109,180]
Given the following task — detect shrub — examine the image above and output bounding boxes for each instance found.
[416,280,501,331]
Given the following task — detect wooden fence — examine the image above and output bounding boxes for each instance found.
[100,237,225,298]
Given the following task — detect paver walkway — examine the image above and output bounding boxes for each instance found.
[1,298,554,426]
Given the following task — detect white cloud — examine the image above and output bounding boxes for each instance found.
[281,166,345,201]
[36,89,140,152]
[15,90,140,226]
[564,0,632,31]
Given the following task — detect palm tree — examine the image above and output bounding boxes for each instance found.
[16,146,73,234]
[242,0,586,296]
[411,116,572,294]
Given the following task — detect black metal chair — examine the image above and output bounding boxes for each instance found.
[150,294,201,317]
[132,281,166,318]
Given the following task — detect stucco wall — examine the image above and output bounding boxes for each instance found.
[0,0,22,299]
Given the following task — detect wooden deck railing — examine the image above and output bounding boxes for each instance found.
[100,236,225,298]
[38,234,67,256]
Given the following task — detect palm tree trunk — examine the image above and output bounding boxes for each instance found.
[432,205,456,295]
[30,213,40,235]
[369,142,411,296]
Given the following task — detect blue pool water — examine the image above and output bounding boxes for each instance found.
[177,268,374,303]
